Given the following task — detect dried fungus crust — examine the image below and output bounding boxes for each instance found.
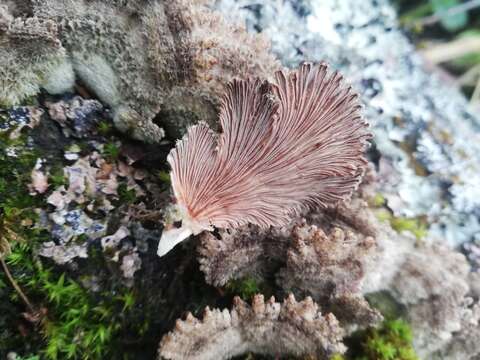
[197,214,383,332]
[197,224,286,286]
[197,198,378,293]
[0,0,280,142]
[0,3,67,106]
[391,243,472,356]
[327,292,383,332]
[433,301,480,360]
[158,294,346,360]
[279,222,376,301]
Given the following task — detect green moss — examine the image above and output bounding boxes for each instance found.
[369,191,428,240]
[0,132,43,233]
[389,217,428,240]
[0,126,47,356]
[117,183,136,204]
[0,124,142,359]
[2,241,140,360]
[49,166,66,188]
[97,121,114,136]
[102,142,120,161]
[361,319,418,360]
[1,133,64,356]
[344,290,417,360]
[157,170,171,185]
[369,193,386,208]
[225,277,262,301]
[344,319,419,360]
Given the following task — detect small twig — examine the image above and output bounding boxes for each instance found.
[129,204,164,221]
[0,256,35,313]
[412,0,480,28]
[457,64,480,86]
[420,36,480,64]
[471,77,480,105]
[0,214,38,317]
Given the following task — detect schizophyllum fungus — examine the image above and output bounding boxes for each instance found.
[158,63,371,256]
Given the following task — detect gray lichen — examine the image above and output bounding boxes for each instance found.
[390,243,471,356]
[432,301,480,360]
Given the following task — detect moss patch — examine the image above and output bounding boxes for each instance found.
[357,319,418,360]
[0,114,141,359]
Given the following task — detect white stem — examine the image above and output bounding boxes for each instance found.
[157,226,193,257]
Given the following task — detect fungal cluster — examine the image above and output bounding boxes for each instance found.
[0,0,279,142]
[1,0,480,359]
[159,294,346,360]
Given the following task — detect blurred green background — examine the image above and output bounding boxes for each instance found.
[394,0,480,105]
